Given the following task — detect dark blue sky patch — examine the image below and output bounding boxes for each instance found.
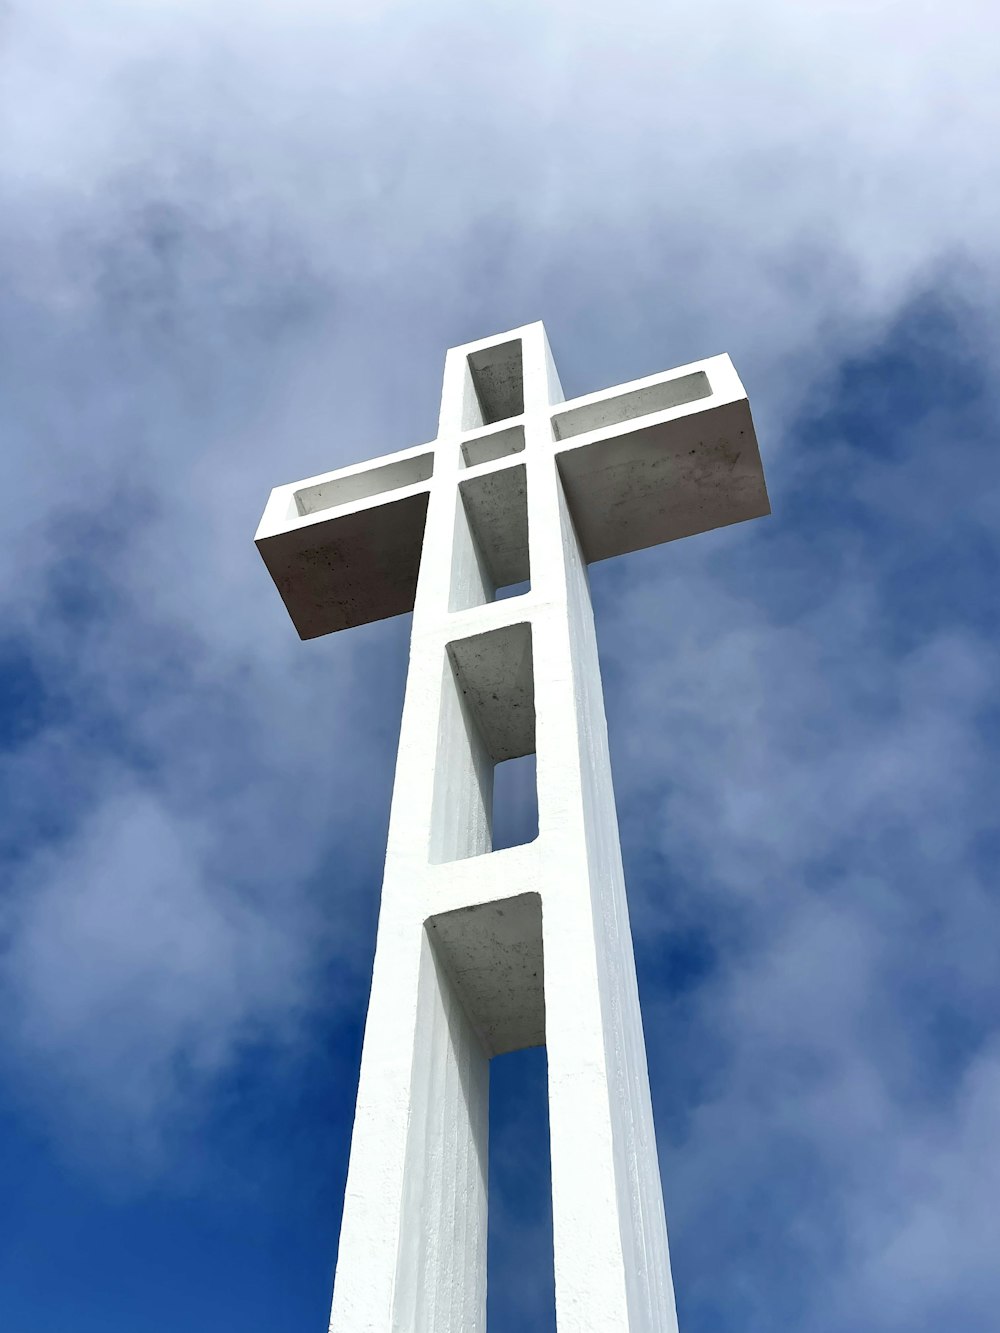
[803,288,989,461]
[0,643,49,751]
[488,1046,556,1332]
[639,924,717,998]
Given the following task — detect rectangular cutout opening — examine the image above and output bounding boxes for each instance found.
[492,752,538,851]
[551,370,712,441]
[488,1045,555,1332]
[399,896,547,1328]
[430,623,536,864]
[293,451,433,517]
[463,340,524,429]
[461,423,526,469]
[450,463,530,611]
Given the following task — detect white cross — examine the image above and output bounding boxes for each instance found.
[256,322,768,1332]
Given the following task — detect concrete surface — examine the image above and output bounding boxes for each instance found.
[255,343,766,639]
[428,893,545,1057]
[255,322,769,1330]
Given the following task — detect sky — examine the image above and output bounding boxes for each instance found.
[1,1,999,1329]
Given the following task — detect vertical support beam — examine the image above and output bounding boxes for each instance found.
[326,334,511,1332]
[521,325,679,1331]
[394,930,489,1333]
[548,479,677,1332]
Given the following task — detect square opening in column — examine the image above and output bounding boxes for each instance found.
[450,463,530,611]
[430,622,537,864]
[463,339,524,429]
[461,423,526,469]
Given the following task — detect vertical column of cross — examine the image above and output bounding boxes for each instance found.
[323,366,477,1331]
[327,330,523,1332]
[521,325,680,1331]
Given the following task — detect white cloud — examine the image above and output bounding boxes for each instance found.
[3,793,304,1121]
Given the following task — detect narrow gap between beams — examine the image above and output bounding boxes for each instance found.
[488,1045,556,1332]
[492,753,538,851]
[461,424,525,469]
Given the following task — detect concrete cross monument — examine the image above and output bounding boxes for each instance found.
[255,322,768,1332]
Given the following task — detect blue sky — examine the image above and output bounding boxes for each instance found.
[2,2,999,1330]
